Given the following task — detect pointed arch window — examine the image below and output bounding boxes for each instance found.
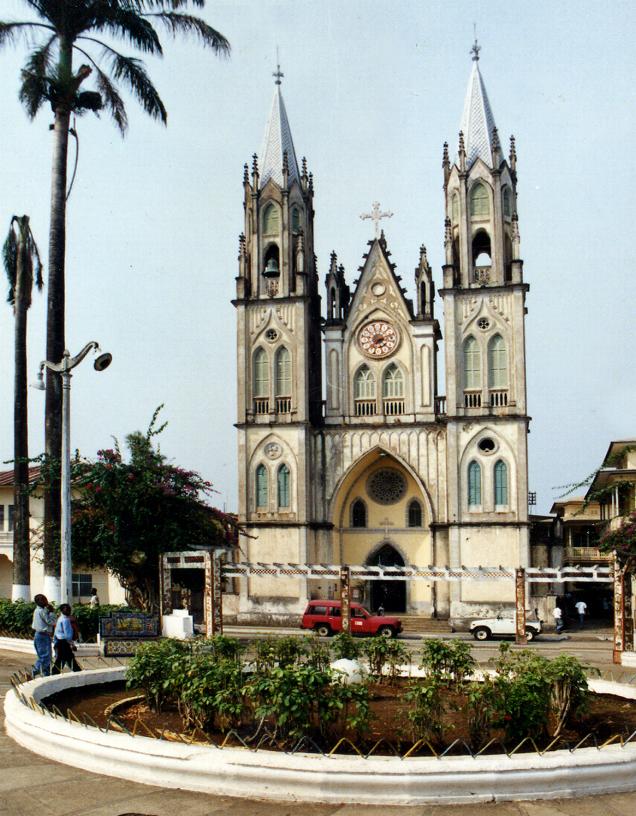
[256,464,268,508]
[351,499,367,528]
[382,364,404,397]
[277,464,290,508]
[502,186,512,218]
[263,203,280,235]
[463,336,481,389]
[408,499,422,527]
[451,193,460,224]
[291,206,301,232]
[488,334,507,389]
[470,183,490,218]
[354,365,377,416]
[468,461,482,507]
[355,365,376,398]
[275,347,291,395]
[253,348,269,397]
[494,460,508,506]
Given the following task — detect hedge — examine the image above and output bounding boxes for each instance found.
[0,599,134,640]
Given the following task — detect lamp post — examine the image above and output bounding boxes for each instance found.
[34,342,112,605]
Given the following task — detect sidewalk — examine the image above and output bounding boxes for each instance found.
[2,647,636,815]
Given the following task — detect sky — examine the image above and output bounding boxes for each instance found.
[1,0,635,515]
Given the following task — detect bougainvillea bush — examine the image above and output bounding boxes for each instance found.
[600,511,636,568]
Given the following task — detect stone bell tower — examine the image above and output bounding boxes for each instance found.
[233,66,323,618]
[440,41,530,619]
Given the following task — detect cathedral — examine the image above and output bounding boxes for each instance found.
[233,46,529,624]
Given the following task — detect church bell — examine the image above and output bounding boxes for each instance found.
[263,257,280,278]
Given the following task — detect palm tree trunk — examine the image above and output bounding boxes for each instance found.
[43,39,72,599]
[12,246,31,601]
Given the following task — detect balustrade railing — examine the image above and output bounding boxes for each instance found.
[435,395,447,415]
[383,398,404,416]
[253,398,269,415]
[355,399,377,417]
[490,389,509,407]
[275,397,292,414]
[464,390,481,408]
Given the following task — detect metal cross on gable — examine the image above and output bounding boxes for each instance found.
[360,201,393,238]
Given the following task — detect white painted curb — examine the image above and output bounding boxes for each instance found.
[0,636,99,657]
[5,668,636,805]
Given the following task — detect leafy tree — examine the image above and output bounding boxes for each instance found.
[69,406,238,611]
[3,215,43,600]
[0,1,230,589]
[600,511,636,570]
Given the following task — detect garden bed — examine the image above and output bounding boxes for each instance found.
[43,675,636,755]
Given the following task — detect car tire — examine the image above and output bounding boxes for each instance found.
[472,626,491,641]
[377,625,395,638]
[525,628,536,642]
[315,624,331,638]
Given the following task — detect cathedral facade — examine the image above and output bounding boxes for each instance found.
[233,50,530,623]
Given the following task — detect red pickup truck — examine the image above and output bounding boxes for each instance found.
[301,599,402,638]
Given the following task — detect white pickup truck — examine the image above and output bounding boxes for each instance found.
[469,613,542,642]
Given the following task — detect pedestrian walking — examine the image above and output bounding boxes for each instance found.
[553,605,564,634]
[31,594,56,677]
[89,587,100,607]
[52,604,82,674]
[575,599,587,629]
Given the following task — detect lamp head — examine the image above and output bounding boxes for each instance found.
[32,370,45,391]
[94,351,112,372]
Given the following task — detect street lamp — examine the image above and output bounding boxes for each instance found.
[34,342,112,605]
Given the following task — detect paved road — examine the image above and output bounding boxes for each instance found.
[2,643,636,816]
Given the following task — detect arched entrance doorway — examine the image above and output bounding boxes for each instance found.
[367,543,406,613]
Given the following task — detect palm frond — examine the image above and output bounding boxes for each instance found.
[140,1,206,9]
[0,20,55,47]
[95,68,129,134]
[86,10,163,56]
[3,222,18,305]
[109,51,167,124]
[18,68,50,119]
[26,226,44,292]
[146,12,230,54]
[23,33,57,79]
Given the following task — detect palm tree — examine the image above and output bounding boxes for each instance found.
[3,215,43,601]
[0,2,229,594]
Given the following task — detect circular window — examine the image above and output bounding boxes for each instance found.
[478,437,496,454]
[265,329,279,342]
[367,468,407,505]
[371,281,386,297]
[477,317,490,330]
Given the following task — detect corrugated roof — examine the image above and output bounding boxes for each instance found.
[0,467,41,487]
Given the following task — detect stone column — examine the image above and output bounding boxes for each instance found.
[515,567,527,645]
[340,565,351,634]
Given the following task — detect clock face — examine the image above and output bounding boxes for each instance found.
[358,321,399,358]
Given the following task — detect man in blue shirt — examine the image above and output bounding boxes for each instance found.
[52,604,82,674]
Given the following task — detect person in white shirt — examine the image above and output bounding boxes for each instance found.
[89,587,100,607]
[575,600,587,629]
[52,604,82,674]
[31,594,56,677]
[553,605,564,633]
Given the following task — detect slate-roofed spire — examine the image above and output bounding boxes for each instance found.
[459,39,497,168]
[258,63,300,189]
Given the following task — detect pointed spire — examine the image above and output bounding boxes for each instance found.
[258,64,300,189]
[459,42,498,168]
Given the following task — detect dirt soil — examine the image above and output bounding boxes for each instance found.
[43,679,636,755]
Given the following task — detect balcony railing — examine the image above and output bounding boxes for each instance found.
[383,398,404,416]
[564,547,611,563]
[253,398,269,415]
[489,389,508,407]
[275,397,291,414]
[354,399,377,417]
[435,395,447,415]
[464,390,481,408]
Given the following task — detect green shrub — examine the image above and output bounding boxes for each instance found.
[179,652,246,731]
[192,635,243,662]
[466,677,499,748]
[332,631,361,660]
[546,654,593,737]
[404,676,445,742]
[306,637,332,671]
[0,598,133,640]
[253,635,308,672]
[126,638,191,711]
[362,636,409,682]
[419,639,475,689]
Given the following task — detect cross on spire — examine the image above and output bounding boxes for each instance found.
[360,201,394,238]
[471,24,481,61]
[273,47,284,85]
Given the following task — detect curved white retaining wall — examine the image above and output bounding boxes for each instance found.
[5,667,636,805]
